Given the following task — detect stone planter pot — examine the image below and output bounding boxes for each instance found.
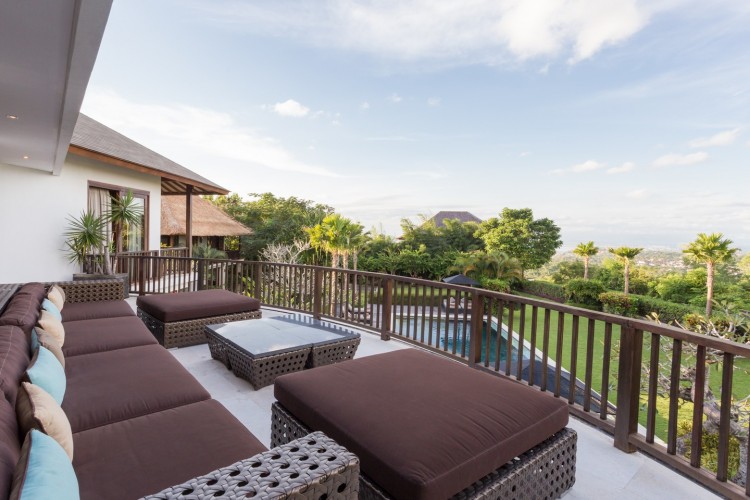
[72,272,130,299]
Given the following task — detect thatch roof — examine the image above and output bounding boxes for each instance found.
[161,196,252,237]
[71,114,228,195]
[424,211,482,228]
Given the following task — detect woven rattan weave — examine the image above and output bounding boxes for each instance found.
[271,402,577,500]
[142,431,359,499]
[137,308,261,349]
[308,336,361,368]
[52,279,125,303]
[206,326,311,389]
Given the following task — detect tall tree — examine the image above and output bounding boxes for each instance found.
[608,247,643,295]
[475,208,562,276]
[683,233,739,317]
[210,193,333,260]
[573,241,599,280]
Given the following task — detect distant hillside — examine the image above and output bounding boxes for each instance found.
[552,249,687,269]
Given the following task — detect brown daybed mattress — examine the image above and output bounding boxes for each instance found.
[275,349,570,500]
[61,316,158,357]
[61,299,135,322]
[136,289,260,322]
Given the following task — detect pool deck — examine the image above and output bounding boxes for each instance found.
[128,299,718,499]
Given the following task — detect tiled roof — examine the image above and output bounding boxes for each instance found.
[425,211,482,228]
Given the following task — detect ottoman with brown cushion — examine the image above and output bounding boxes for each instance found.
[273,349,577,500]
[136,289,261,348]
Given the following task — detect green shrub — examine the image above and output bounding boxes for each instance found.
[564,279,605,307]
[599,292,637,316]
[518,280,565,302]
[480,277,512,293]
[598,291,698,322]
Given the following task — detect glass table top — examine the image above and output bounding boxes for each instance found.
[206,314,360,356]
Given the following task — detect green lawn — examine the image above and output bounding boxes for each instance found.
[502,303,749,440]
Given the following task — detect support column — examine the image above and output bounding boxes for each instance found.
[185,186,193,258]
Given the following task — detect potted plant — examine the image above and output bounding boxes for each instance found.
[64,191,143,296]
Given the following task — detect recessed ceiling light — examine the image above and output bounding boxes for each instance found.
[5,114,19,120]
[22,155,29,159]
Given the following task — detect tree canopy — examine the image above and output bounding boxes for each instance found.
[210,193,333,260]
[475,208,562,274]
[683,232,739,317]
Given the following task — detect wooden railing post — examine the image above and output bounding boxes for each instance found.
[614,326,643,452]
[313,268,323,320]
[197,259,205,291]
[380,279,393,340]
[253,262,262,299]
[468,292,483,367]
[138,256,146,296]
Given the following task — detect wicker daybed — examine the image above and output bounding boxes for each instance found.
[136,289,261,348]
[272,349,577,500]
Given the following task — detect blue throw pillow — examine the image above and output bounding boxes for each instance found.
[41,299,62,321]
[11,430,79,500]
[30,328,40,351]
[24,347,66,404]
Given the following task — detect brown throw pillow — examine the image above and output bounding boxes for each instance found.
[46,286,65,311]
[33,329,65,368]
[36,311,64,346]
[15,383,73,460]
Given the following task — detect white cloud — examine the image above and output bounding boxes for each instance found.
[552,159,605,175]
[388,93,402,103]
[427,97,441,107]
[653,151,709,167]
[360,101,370,110]
[627,189,647,199]
[689,128,740,148]
[82,88,337,177]
[273,99,310,117]
[606,162,635,174]
[197,0,651,65]
[519,151,531,157]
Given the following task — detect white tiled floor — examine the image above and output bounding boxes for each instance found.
[149,302,718,499]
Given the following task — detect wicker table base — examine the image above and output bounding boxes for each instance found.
[137,308,261,349]
[271,402,577,500]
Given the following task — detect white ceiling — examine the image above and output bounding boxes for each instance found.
[0,0,112,174]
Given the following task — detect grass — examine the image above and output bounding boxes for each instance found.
[499,303,749,441]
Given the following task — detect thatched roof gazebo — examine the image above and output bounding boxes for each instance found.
[161,196,251,254]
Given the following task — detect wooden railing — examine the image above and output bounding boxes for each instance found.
[117,255,750,498]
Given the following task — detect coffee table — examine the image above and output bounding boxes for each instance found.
[204,314,361,389]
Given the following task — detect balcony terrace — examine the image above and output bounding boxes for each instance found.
[114,254,749,498]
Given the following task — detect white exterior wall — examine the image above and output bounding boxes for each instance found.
[0,153,161,283]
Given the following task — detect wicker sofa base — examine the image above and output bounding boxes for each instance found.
[271,402,577,500]
[137,308,261,349]
[143,431,360,499]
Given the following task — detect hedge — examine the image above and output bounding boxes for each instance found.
[517,280,566,303]
[564,279,606,308]
[598,291,698,323]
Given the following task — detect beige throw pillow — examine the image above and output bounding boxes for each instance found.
[46,285,65,311]
[37,310,65,346]
[16,382,74,460]
[34,328,65,368]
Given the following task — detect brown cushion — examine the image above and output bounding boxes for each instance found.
[0,295,41,333]
[16,382,74,460]
[73,399,267,500]
[61,316,158,357]
[0,397,20,499]
[36,311,64,345]
[136,289,260,322]
[0,325,31,405]
[33,329,65,368]
[275,349,570,500]
[62,344,210,433]
[46,285,66,311]
[61,300,134,323]
[14,283,46,304]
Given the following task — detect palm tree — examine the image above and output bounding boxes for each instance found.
[573,241,599,280]
[683,233,739,317]
[452,251,522,281]
[608,247,643,295]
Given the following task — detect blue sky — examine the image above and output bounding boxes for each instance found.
[82,0,750,250]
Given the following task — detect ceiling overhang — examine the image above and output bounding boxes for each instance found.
[0,0,112,174]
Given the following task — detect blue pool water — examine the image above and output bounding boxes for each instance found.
[394,317,533,366]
